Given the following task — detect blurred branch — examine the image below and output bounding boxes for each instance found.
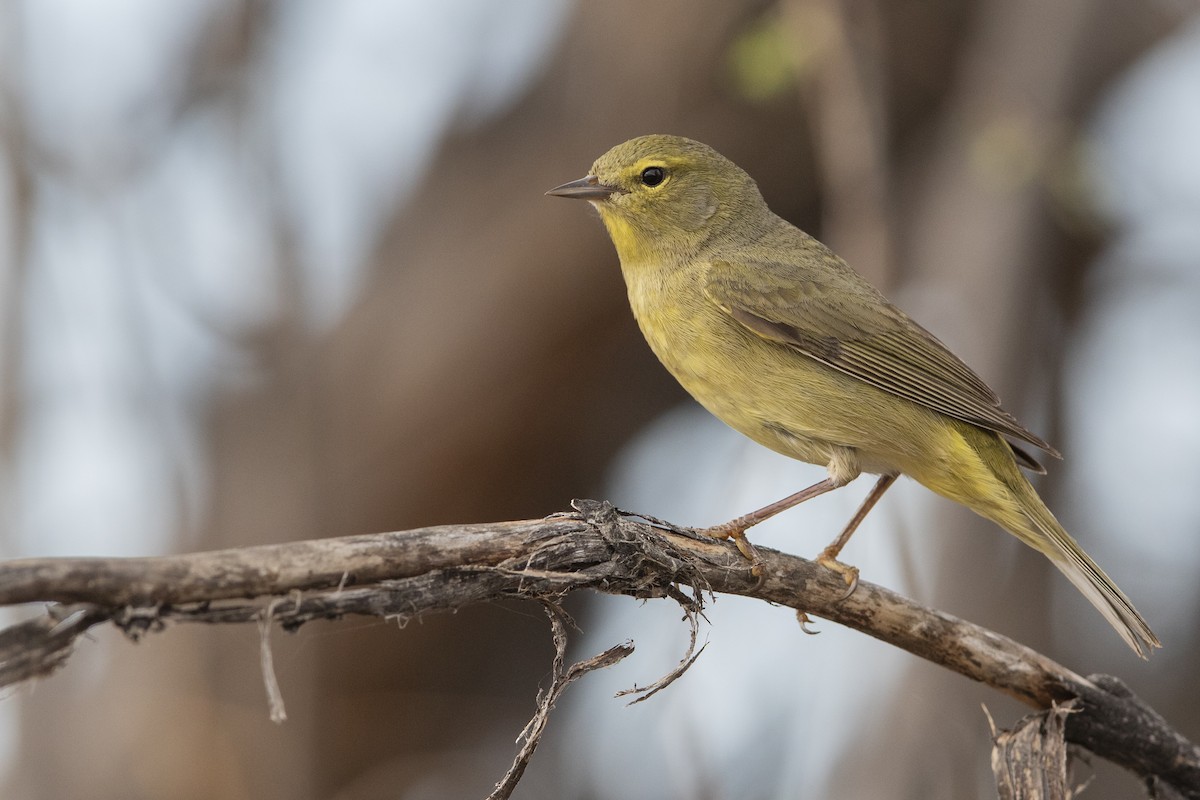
[0,499,1196,798]
[787,0,894,284]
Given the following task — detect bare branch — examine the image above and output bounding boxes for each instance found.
[487,602,633,800]
[0,499,1197,797]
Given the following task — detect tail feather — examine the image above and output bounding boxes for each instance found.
[1009,477,1160,658]
[940,427,1161,657]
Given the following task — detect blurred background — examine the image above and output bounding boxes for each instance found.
[1,1,1198,798]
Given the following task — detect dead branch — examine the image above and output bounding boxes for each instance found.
[990,701,1080,800]
[0,499,1196,798]
[486,602,633,800]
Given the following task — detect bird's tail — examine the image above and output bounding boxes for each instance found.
[984,442,1160,658]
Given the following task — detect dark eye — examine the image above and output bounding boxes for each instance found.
[640,166,666,187]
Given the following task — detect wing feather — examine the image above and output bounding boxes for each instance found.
[705,257,1059,462]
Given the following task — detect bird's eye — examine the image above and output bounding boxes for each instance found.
[640,166,666,187]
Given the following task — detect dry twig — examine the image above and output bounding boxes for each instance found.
[487,602,633,800]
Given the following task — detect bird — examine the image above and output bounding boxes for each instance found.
[547,134,1159,658]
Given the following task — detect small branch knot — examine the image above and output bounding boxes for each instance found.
[570,498,621,526]
[113,605,168,641]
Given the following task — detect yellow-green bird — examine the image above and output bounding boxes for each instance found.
[548,134,1159,658]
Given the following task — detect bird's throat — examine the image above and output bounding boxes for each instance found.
[595,207,650,265]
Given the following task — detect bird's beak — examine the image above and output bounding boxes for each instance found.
[545,175,621,200]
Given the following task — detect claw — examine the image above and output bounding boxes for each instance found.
[797,611,820,635]
[837,568,859,601]
[817,549,860,601]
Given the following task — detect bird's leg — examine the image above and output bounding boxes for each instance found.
[701,478,839,539]
[698,478,840,579]
[817,473,898,597]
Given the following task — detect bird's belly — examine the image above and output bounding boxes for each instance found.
[632,296,848,467]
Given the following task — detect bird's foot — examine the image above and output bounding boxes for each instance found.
[816,548,859,601]
[695,523,765,586]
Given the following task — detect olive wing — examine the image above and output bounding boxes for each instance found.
[703,258,1058,467]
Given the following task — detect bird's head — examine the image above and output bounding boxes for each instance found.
[548,135,768,263]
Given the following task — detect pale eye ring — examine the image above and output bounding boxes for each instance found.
[640,166,666,187]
